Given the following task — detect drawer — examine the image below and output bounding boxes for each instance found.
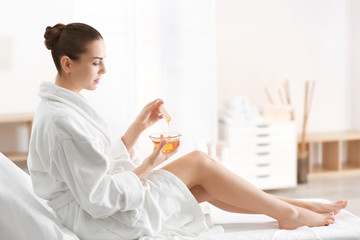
[219,121,297,190]
[240,173,297,190]
[228,142,296,155]
[220,121,296,135]
[227,133,296,145]
[219,122,297,148]
[229,160,296,175]
[258,122,296,134]
[256,174,297,190]
[229,149,296,162]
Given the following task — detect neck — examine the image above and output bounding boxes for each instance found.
[55,74,81,94]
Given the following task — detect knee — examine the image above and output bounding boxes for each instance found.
[191,150,208,158]
[190,150,214,168]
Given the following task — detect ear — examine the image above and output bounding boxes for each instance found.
[60,56,72,74]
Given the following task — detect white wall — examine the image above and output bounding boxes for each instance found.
[0,0,73,153]
[72,0,138,141]
[217,0,354,133]
[350,0,360,131]
[0,0,217,159]
[0,0,138,151]
[0,0,73,114]
[2,0,358,158]
[133,0,217,159]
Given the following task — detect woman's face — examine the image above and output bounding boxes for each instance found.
[70,39,106,92]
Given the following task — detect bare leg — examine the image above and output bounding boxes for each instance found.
[162,151,336,230]
[191,185,255,214]
[272,195,348,215]
[191,185,347,215]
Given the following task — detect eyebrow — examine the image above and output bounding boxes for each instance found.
[93,57,103,60]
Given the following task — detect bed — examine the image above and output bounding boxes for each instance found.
[1,152,359,240]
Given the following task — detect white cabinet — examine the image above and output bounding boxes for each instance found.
[219,121,297,190]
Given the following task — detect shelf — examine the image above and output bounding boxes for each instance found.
[0,112,34,166]
[298,131,360,176]
[309,164,360,178]
[0,112,34,123]
[3,152,28,162]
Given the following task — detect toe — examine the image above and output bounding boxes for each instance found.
[337,200,348,207]
[325,218,334,225]
[325,212,335,221]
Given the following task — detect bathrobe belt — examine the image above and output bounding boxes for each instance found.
[48,191,75,211]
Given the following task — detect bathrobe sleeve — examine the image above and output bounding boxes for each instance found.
[51,138,144,219]
[110,137,142,166]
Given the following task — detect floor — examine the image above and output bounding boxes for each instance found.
[266,173,360,217]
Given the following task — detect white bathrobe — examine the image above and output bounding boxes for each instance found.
[28,82,212,240]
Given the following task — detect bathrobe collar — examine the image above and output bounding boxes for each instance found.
[38,81,112,145]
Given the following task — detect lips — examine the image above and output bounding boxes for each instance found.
[94,79,100,84]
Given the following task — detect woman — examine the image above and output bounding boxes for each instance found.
[28,23,347,240]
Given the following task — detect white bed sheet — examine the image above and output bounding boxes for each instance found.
[146,202,360,240]
[0,153,79,240]
[206,200,360,240]
[1,152,359,240]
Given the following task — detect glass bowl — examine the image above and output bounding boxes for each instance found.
[149,132,181,153]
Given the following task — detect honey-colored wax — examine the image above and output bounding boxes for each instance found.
[152,139,180,153]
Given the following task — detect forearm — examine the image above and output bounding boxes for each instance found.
[132,139,170,179]
[121,121,145,153]
[125,122,153,179]
[132,161,152,179]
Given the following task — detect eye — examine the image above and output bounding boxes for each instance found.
[93,62,100,66]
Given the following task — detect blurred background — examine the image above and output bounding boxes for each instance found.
[1,0,359,214]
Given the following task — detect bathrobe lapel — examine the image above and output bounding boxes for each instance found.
[38,82,112,145]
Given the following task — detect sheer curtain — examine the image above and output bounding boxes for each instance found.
[76,0,217,158]
[134,0,217,158]
[74,0,138,141]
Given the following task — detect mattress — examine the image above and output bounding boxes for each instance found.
[204,200,360,240]
[141,200,360,240]
[1,152,359,240]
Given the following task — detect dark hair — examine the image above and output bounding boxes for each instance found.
[44,23,103,74]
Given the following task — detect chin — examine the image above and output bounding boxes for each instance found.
[85,85,97,91]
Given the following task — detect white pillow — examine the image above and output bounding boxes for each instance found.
[0,153,79,240]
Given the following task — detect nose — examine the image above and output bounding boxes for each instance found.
[99,62,106,75]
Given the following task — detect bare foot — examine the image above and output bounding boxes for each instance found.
[278,206,335,230]
[302,200,348,215]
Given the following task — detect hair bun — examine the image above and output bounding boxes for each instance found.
[44,23,65,50]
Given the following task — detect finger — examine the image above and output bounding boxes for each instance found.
[172,143,180,154]
[145,100,164,117]
[154,100,164,114]
[146,99,163,109]
[159,135,166,147]
[145,99,158,107]
[154,139,166,154]
[152,135,166,155]
[164,147,178,158]
[160,139,166,147]
[173,141,180,151]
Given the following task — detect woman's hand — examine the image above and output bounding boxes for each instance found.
[134,99,164,131]
[145,138,179,168]
[133,138,179,179]
[122,99,165,155]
